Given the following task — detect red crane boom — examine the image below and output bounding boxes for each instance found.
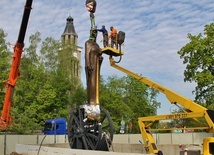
[0,0,33,130]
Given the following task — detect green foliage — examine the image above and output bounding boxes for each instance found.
[123,76,160,132]
[25,31,41,64]
[177,23,214,108]
[40,36,60,70]
[0,28,10,109]
[11,32,81,132]
[70,84,87,108]
[10,107,40,134]
[100,75,160,133]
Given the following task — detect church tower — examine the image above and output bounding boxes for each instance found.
[59,15,82,81]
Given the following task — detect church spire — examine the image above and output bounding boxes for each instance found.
[59,15,82,80]
[61,15,78,44]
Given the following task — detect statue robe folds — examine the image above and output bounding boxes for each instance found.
[85,40,103,106]
[84,40,103,120]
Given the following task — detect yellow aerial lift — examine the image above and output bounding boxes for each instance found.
[101,40,214,155]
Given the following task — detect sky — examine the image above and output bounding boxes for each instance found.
[0,0,214,115]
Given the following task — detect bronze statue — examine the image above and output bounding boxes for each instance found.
[84,0,102,120]
[85,30,103,106]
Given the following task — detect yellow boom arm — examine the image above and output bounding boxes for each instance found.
[101,47,214,154]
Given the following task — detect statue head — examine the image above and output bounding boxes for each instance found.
[89,28,97,41]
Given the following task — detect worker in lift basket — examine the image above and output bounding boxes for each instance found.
[97,25,108,48]
[109,26,118,49]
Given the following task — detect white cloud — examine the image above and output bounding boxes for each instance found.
[0,0,213,115]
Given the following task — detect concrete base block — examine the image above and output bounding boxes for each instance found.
[15,143,202,155]
[16,144,150,155]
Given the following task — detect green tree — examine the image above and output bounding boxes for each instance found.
[40,36,60,71]
[70,84,87,108]
[13,32,42,110]
[100,75,160,133]
[10,106,40,134]
[25,31,41,64]
[178,23,214,108]
[123,76,160,133]
[11,32,44,133]
[11,32,82,133]
[0,28,10,109]
[100,75,133,133]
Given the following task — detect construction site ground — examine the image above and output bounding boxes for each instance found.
[1,133,212,155]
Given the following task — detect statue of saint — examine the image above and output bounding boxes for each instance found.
[84,0,102,120]
[85,29,103,106]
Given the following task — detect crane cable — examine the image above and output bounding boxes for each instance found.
[37,134,47,155]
